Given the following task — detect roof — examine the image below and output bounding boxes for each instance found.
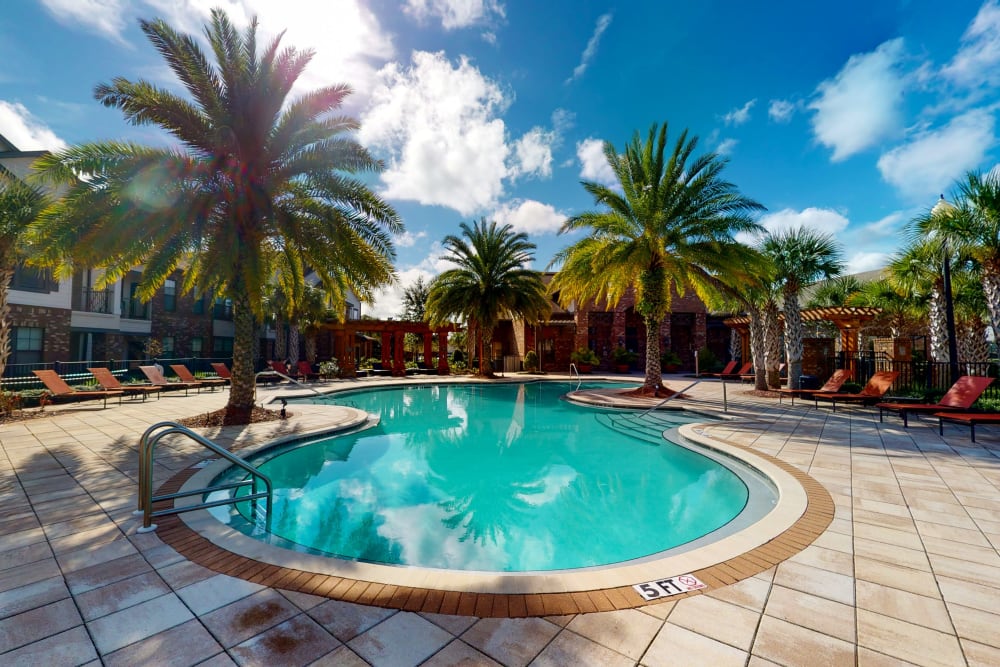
[724,306,882,328]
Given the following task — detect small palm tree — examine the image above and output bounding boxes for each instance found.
[550,122,764,393]
[845,277,920,339]
[890,239,952,363]
[760,227,844,389]
[0,170,48,379]
[425,219,550,377]
[30,9,400,422]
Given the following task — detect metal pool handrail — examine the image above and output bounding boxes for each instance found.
[134,421,272,533]
[254,369,324,397]
[569,363,581,391]
[637,379,704,417]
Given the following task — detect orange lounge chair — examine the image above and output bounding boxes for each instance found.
[700,360,737,378]
[720,361,753,381]
[936,412,1000,442]
[876,376,994,427]
[139,365,202,395]
[170,364,226,390]
[88,367,161,401]
[32,369,123,408]
[210,363,232,383]
[775,369,853,405]
[813,371,900,411]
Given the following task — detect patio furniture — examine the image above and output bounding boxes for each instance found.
[32,369,123,408]
[139,365,202,395]
[170,364,227,391]
[813,371,900,411]
[742,363,786,385]
[369,362,392,377]
[720,361,752,381]
[296,361,319,381]
[700,360,736,378]
[876,376,994,427]
[269,360,292,377]
[88,367,162,401]
[775,369,853,405]
[210,363,232,384]
[935,412,1000,442]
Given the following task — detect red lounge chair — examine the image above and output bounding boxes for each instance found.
[270,360,291,377]
[775,369,853,405]
[700,360,736,378]
[742,363,786,385]
[88,367,161,401]
[170,364,227,390]
[720,361,753,381]
[138,365,202,395]
[814,371,900,411]
[936,412,1000,442]
[876,376,994,427]
[297,361,319,381]
[210,363,232,383]
[32,369,123,408]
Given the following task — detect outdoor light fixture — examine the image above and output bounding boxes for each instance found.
[931,195,960,385]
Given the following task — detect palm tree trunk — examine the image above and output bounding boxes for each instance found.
[765,299,782,389]
[748,305,768,391]
[929,285,949,363]
[782,290,803,389]
[729,329,741,363]
[305,332,317,364]
[982,271,1000,346]
[958,317,989,369]
[0,265,14,380]
[288,324,300,364]
[274,320,287,361]
[643,316,663,392]
[227,287,257,419]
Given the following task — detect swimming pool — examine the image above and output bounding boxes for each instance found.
[209,381,774,572]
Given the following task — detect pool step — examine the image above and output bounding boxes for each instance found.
[594,413,667,445]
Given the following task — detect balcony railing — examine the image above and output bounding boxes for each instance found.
[122,298,150,320]
[75,288,115,314]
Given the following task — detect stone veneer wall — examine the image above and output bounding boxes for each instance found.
[9,303,71,362]
[148,276,214,357]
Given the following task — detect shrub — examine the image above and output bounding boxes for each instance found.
[318,360,340,378]
[839,382,862,394]
[660,350,681,368]
[611,346,638,364]
[523,350,539,372]
[697,346,718,372]
[452,349,464,363]
[570,347,599,365]
[450,360,468,374]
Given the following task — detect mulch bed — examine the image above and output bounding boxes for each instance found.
[177,407,288,428]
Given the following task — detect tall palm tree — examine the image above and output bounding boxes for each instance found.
[919,171,1000,344]
[550,122,764,393]
[297,283,330,365]
[30,10,400,422]
[890,239,951,363]
[845,276,920,339]
[760,227,843,390]
[0,170,48,379]
[425,219,550,377]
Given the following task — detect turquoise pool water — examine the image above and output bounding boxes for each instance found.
[217,382,751,572]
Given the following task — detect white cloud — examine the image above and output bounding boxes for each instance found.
[367,242,457,318]
[511,127,555,179]
[809,38,907,161]
[404,0,505,30]
[39,0,131,45]
[576,137,616,186]
[0,101,67,151]
[877,108,996,200]
[757,207,851,235]
[941,0,1000,91]
[722,99,756,126]
[862,211,907,236]
[768,99,795,123]
[491,199,565,235]
[394,230,428,248]
[359,51,511,216]
[716,138,738,156]
[846,251,890,274]
[565,12,613,84]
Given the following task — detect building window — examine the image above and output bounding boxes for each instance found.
[163,280,176,312]
[191,336,203,354]
[213,298,233,320]
[213,337,234,355]
[192,288,204,314]
[161,336,174,355]
[11,264,56,292]
[12,327,44,365]
[541,337,555,363]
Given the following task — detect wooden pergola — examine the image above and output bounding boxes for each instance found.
[320,320,458,377]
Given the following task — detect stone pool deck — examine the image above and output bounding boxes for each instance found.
[1,374,999,666]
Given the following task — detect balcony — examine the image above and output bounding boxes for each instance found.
[74,288,115,314]
[122,298,150,320]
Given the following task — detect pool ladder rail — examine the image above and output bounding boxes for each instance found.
[594,379,705,446]
[135,421,273,533]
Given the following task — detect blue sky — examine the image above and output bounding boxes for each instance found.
[2,0,999,316]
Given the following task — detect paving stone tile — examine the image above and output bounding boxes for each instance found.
[194,653,237,667]
[962,638,1000,667]
[566,608,662,660]
[309,598,397,642]
[0,625,97,667]
[308,644,371,667]
[853,537,931,571]
[230,614,339,666]
[0,597,83,653]
[0,575,70,618]
[948,602,1000,649]
[460,617,560,667]
[419,611,478,636]
[75,571,172,621]
[0,557,61,593]
[103,618,224,667]
[644,622,748,667]
[666,594,760,651]
[176,573,264,615]
[856,646,916,666]
[773,560,855,605]
[63,552,152,595]
[0,540,52,574]
[87,592,194,655]
[705,574,771,611]
[856,609,965,667]
[278,588,327,611]
[763,584,855,643]
[201,588,301,648]
[348,611,452,667]
[158,559,217,590]
[752,614,855,667]
[419,639,503,666]
[855,580,952,633]
[854,557,941,597]
[531,629,633,667]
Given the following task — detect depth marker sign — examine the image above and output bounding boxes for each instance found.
[633,574,706,601]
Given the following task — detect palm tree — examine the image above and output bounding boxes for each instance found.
[845,277,920,339]
[0,170,47,379]
[919,171,1000,344]
[30,10,400,422]
[890,239,951,363]
[297,283,330,365]
[425,219,550,377]
[550,122,764,394]
[760,227,843,390]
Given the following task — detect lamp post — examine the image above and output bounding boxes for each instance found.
[931,195,960,385]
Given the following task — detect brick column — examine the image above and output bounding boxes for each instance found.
[437,330,450,374]
[381,332,391,367]
[423,335,433,367]
[393,332,406,376]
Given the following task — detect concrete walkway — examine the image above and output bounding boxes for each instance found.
[1,375,998,666]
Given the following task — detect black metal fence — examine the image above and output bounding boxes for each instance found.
[1,356,236,391]
[830,352,1000,401]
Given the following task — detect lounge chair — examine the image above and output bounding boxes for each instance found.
[32,369,123,408]
[813,371,900,411]
[876,376,994,427]
[296,361,319,381]
[935,412,1000,442]
[700,360,736,378]
[210,363,232,384]
[138,365,202,395]
[88,367,162,401]
[720,361,753,381]
[269,360,291,377]
[775,369,853,405]
[743,363,785,385]
[170,364,227,391]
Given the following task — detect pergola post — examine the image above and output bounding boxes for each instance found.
[393,331,406,376]
[437,330,450,375]
[381,331,391,369]
[423,335,433,368]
